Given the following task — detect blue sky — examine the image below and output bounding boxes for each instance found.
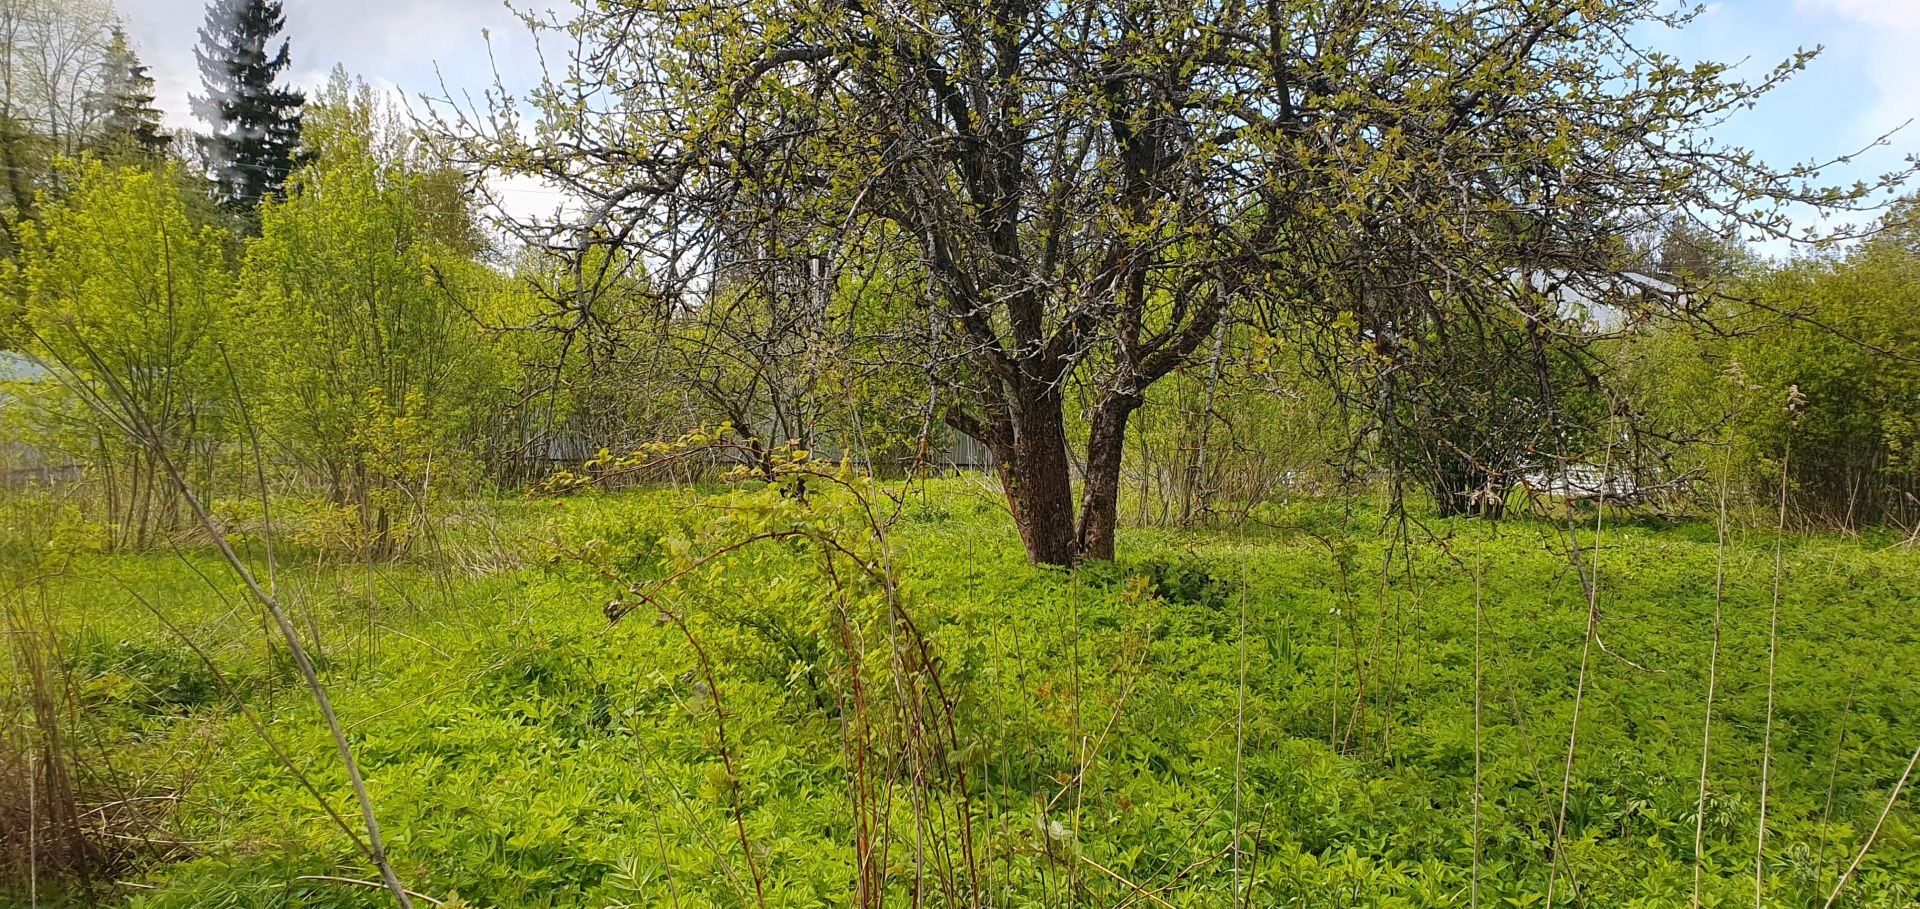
[119,0,1919,248]
[1647,0,1919,245]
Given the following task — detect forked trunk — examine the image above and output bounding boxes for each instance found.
[958,380,1153,566]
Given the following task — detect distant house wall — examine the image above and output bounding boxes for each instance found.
[942,430,994,472]
[1,351,70,486]
[1507,268,1682,334]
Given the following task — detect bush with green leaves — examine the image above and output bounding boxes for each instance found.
[4,160,233,550]
[1635,203,1920,530]
[238,74,509,555]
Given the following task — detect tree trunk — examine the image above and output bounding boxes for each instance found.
[374,504,393,559]
[948,263,1227,565]
[1003,388,1079,567]
[1076,391,1143,562]
[952,383,1081,567]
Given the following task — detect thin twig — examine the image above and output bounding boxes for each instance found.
[1820,742,1920,909]
[1756,398,1797,908]
[1079,855,1180,909]
[1694,405,1738,908]
[293,875,446,907]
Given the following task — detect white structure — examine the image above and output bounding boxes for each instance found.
[1508,268,1683,334]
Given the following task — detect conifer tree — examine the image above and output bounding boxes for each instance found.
[191,0,303,209]
[86,26,168,159]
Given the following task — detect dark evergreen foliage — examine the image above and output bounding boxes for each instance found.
[87,28,169,159]
[190,0,304,209]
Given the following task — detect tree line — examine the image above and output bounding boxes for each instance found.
[2,0,1918,564]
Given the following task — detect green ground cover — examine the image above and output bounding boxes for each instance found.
[5,481,1917,907]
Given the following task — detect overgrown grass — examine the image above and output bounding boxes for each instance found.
[4,480,1917,907]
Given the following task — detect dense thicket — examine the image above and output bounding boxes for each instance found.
[8,160,231,545]
[1634,209,1920,530]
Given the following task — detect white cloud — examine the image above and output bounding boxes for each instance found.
[1795,0,1920,139]
[1797,0,1920,30]
[486,172,586,229]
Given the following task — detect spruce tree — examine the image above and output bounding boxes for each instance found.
[87,27,169,159]
[191,0,304,209]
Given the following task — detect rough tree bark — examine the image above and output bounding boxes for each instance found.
[1075,390,1145,562]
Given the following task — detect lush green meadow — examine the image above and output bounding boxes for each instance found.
[4,481,1918,908]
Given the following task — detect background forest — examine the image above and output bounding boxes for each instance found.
[1,0,1919,906]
